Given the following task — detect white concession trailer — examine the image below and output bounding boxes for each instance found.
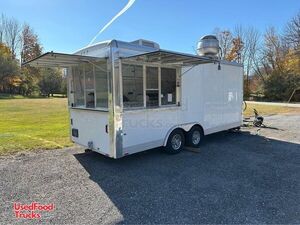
[24,38,243,158]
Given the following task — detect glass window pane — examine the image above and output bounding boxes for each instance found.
[95,61,108,108]
[122,64,143,108]
[86,91,95,108]
[73,65,84,107]
[85,64,95,108]
[146,67,158,89]
[85,64,94,90]
[161,68,177,105]
[146,90,159,107]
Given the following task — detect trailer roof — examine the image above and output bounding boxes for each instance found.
[122,49,219,66]
[22,52,105,68]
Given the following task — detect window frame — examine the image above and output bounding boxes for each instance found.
[121,63,144,109]
[145,66,159,108]
[121,61,181,111]
[160,67,178,106]
[94,60,109,109]
[84,63,95,108]
[69,60,109,111]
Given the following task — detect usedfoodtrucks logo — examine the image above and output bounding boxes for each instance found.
[13,202,55,219]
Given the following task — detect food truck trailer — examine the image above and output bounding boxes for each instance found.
[23,36,243,158]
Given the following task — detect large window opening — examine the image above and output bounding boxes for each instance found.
[95,61,108,108]
[161,68,177,105]
[73,65,85,107]
[72,61,108,109]
[122,64,144,108]
[146,66,159,107]
[122,63,178,109]
[85,64,95,108]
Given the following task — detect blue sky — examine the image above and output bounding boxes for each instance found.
[1,0,299,54]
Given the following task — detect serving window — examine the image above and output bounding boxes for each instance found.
[73,66,85,107]
[161,68,177,105]
[122,64,144,108]
[71,61,108,109]
[122,63,179,110]
[146,66,159,107]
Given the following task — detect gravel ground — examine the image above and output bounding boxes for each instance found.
[0,113,299,224]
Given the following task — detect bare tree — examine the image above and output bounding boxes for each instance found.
[284,11,300,49]
[234,26,260,71]
[5,17,21,58]
[0,14,6,43]
[213,28,233,59]
[233,25,247,63]
[262,27,287,73]
[232,26,261,96]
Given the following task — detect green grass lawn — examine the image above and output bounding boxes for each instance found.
[244,102,300,117]
[0,97,299,155]
[0,98,72,155]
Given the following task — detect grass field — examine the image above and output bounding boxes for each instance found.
[0,98,72,155]
[0,98,299,155]
[244,102,300,117]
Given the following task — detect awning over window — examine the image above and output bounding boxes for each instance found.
[22,52,105,68]
[122,50,219,66]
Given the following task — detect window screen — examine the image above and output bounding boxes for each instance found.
[85,64,94,90]
[72,61,108,109]
[122,64,144,108]
[95,61,108,108]
[161,68,177,105]
[85,64,95,108]
[146,66,159,107]
[146,67,158,89]
[73,65,84,107]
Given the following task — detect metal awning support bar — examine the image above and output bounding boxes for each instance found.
[22,52,106,68]
[122,49,219,66]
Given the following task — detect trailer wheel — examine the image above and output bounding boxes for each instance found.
[186,126,203,148]
[165,129,185,154]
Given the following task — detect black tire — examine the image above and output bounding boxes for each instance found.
[186,126,204,148]
[253,117,263,127]
[229,126,241,133]
[165,129,185,154]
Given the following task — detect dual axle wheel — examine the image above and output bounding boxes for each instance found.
[164,126,204,154]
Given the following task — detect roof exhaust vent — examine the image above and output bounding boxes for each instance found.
[130,39,160,49]
[197,35,219,57]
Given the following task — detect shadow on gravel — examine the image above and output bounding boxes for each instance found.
[74,131,300,224]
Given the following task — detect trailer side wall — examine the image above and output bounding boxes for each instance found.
[121,63,243,156]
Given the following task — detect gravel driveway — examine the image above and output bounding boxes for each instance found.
[1,113,299,224]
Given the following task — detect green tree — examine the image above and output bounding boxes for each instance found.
[20,24,42,63]
[38,68,63,97]
[260,24,300,101]
[19,24,42,96]
[0,43,20,93]
[61,77,67,96]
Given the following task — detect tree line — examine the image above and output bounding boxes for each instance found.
[0,14,66,97]
[214,11,300,101]
[0,12,299,101]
